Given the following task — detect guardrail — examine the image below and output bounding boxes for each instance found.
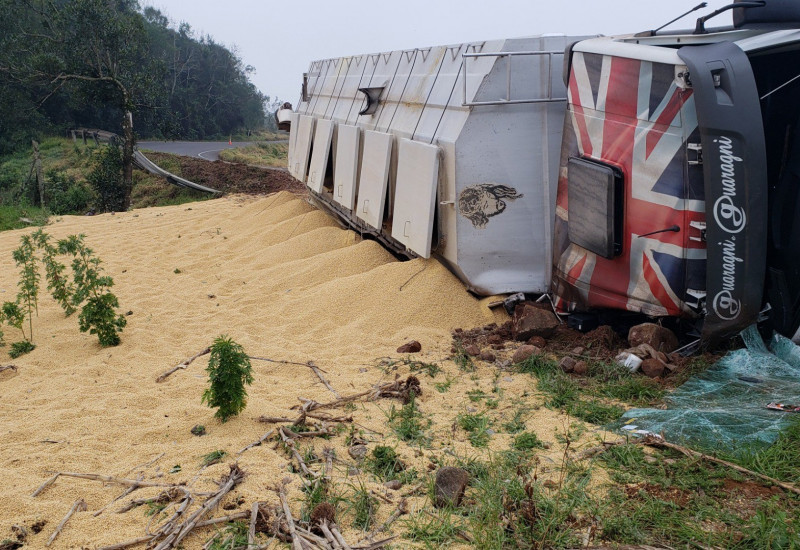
[69,128,220,194]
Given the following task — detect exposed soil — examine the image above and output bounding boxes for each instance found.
[146,152,305,196]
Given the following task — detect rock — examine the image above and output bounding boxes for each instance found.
[491,343,505,350]
[628,323,679,353]
[434,467,470,508]
[348,445,368,461]
[190,425,206,436]
[570,347,585,356]
[384,480,402,490]
[640,358,666,378]
[347,467,360,476]
[527,336,547,348]
[479,350,496,362]
[512,303,559,341]
[397,340,422,353]
[559,356,577,373]
[487,334,503,345]
[573,360,588,376]
[464,344,480,356]
[512,345,540,364]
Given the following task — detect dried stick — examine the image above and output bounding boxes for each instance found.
[329,523,353,550]
[308,361,340,398]
[47,499,87,546]
[97,536,154,550]
[94,475,142,516]
[279,427,316,478]
[55,471,186,490]
[156,347,210,382]
[278,484,304,550]
[238,429,276,455]
[0,364,18,374]
[248,501,260,546]
[642,434,800,496]
[319,521,342,549]
[31,473,60,497]
[367,498,407,538]
[194,510,250,527]
[351,537,396,550]
[123,452,166,477]
[153,464,245,550]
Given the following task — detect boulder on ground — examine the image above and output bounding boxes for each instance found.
[641,358,666,378]
[559,356,577,373]
[512,303,559,341]
[464,344,480,356]
[512,345,540,364]
[479,350,496,362]
[628,323,678,353]
[397,340,422,353]
[573,360,588,376]
[434,467,470,508]
[527,336,547,348]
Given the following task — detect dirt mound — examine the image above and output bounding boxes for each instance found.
[147,152,304,195]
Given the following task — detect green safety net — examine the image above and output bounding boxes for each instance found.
[618,325,800,449]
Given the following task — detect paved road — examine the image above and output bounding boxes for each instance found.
[138,140,254,161]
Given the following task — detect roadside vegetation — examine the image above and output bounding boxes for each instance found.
[217,141,289,167]
[0,138,210,231]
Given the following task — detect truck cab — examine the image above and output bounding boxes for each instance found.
[552,0,800,342]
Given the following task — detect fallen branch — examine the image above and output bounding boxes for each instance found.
[51,471,186,491]
[238,429,276,455]
[152,464,245,550]
[366,498,407,539]
[31,473,60,497]
[94,475,142,516]
[279,427,316,478]
[248,501,261,546]
[277,483,304,550]
[0,364,18,374]
[156,347,210,382]
[194,510,250,527]
[642,434,800,496]
[123,452,166,477]
[47,499,87,546]
[97,536,154,550]
[352,537,397,550]
[308,361,340,399]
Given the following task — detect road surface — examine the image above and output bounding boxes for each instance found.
[138,140,254,161]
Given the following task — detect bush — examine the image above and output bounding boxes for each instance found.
[202,336,253,422]
[87,144,125,212]
[45,170,94,215]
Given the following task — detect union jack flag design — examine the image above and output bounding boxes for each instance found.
[552,51,707,318]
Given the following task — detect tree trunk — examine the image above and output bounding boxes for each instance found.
[121,110,134,210]
[32,140,45,207]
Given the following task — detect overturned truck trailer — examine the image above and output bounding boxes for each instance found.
[285,35,589,295]
[284,0,800,344]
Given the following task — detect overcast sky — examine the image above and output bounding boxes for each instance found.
[141,0,734,105]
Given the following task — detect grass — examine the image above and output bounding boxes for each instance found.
[452,342,475,372]
[217,141,288,167]
[387,392,430,445]
[346,481,379,531]
[0,204,49,232]
[200,449,226,467]
[457,412,491,448]
[512,431,546,451]
[204,520,249,549]
[404,510,464,548]
[366,445,404,481]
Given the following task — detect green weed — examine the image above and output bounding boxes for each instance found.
[513,432,546,451]
[200,450,227,467]
[366,445,404,481]
[457,412,491,448]
[387,392,430,444]
[201,336,253,422]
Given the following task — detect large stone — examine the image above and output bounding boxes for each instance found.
[397,340,422,353]
[348,445,368,461]
[512,345,540,364]
[640,358,666,378]
[479,350,496,362]
[464,344,480,356]
[573,360,588,376]
[559,356,577,373]
[512,303,559,341]
[434,467,470,508]
[628,323,679,353]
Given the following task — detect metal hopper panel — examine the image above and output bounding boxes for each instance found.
[307,119,335,193]
[356,130,393,230]
[333,124,361,210]
[391,139,440,258]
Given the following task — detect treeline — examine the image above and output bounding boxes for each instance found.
[0,0,278,156]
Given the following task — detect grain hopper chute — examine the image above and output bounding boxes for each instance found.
[283,35,592,295]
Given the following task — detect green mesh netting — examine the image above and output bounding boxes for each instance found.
[617,325,800,449]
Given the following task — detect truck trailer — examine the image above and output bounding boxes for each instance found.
[281,0,800,344]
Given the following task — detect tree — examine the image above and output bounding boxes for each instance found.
[0,0,154,209]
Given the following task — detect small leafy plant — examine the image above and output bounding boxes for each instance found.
[32,229,75,316]
[202,336,253,422]
[58,234,126,346]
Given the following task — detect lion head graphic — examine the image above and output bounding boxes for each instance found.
[458,184,524,229]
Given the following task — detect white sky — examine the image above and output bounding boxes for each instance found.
[141,0,734,105]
